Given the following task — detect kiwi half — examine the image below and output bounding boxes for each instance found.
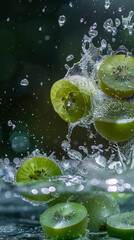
[106,212,134,240]
[16,157,62,201]
[77,191,120,233]
[50,76,92,123]
[94,99,134,142]
[40,202,88,240]
[98,55,134,98]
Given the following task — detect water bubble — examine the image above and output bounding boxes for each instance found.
[58,15,66,27]
[105,0,110,9]
[112,26,117,36]
[103,18,114,33]
[64,64,70,70]
[118,7,122,12]
[115,18,121,27]
[69,1,73,7]
[112,37,116,42]
[93,22,97,29]
[38,27,42,31]
[88,26,98,38]
[67,149,82,162]
[66,54,74,62]
[80,18,84,23]
[100,39,107,49]
[20,79,29,86]
[44,35,50,40]
[7,120,16,129]
[61,140,71,151]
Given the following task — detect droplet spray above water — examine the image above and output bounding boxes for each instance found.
[58,15,66,27]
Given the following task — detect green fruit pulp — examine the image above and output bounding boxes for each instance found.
[40,202,88,240]
[107,212,134,240]
[78,192,120,233]
[50,77,91,123]
[16,157,62,201]
[98,55,134,98]
[94,99,134,142]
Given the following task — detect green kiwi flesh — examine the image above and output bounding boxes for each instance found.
[106,212,134,240]
[50,78,91,123]
[94,99,134,142]
[77,191,120,233]
[98,55,134,98]
[40,202,88,240]
[16,157,62,201]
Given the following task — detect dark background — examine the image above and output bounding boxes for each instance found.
[1,0,134,160]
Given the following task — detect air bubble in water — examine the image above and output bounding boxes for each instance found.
[112,26,117,36]
[66,54,74,62]
[58,15,66,27]
[93,22,97,29]
[112,38,116,42]
[115,18,121,27]
[20,79,29,86]
[105,0,110,10]
[122,11,134,35]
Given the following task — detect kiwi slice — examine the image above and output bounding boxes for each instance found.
[77,191,120,233]
[106,212,134,240]
[98,55,134,98]
[16,157,62,201]
[94,99,134,142]
[50,76,92,123]
[40,202,88,239]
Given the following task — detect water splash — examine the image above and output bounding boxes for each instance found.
[122,11,134,35]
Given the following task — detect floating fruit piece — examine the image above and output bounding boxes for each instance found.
[40,202,88,239]
[106,212,134,240]
[16,157,62,201]
[77,191,120,233]
[50,75,93,123]
[98,55,134,98]
[94,99,134,142]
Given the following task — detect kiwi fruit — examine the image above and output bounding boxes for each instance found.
[77,191,120,233]
[40,202,88,239]
[16,157,62,201]
[50,75,92,123]
[94,99,134,142]
[98,55,134,98]
[106,212,134,240]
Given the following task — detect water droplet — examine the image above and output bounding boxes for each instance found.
[88,26,98,38]
[38,27,42,31]
[105,0,110,9]
[100,39,107,49]
[58,15,66,27]
[115,18,121,27]
[64,64,70,70]
[103,18,114,33]
[69,1,73,7]
[44,35,50,40]
[80,18,84,23]
[7,120,16,129]
[112,37,116,42]
[66,54,74,62]
[20,79,29,86]
[118,7,122,12]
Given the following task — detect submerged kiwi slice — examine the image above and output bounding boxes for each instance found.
[106,212,134,240]
[40,202,88,240]
[16,157,62,201]
[50,76,91,123]
[94,99,134,142]
[98,55,134,98]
